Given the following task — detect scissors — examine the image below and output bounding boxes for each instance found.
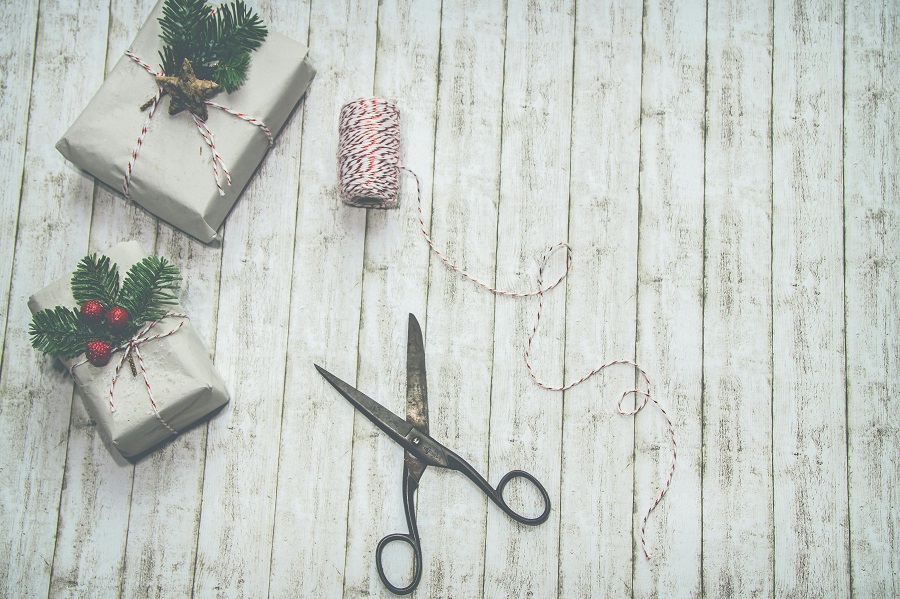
[315,314,551,595]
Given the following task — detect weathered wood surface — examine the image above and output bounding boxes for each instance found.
[845,0,899,596]
[0,1,897,597]
[633,0,706,595]
[772,0,850,596]
[702,0,775,596]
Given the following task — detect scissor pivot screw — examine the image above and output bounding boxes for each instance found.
[412,437,420,445]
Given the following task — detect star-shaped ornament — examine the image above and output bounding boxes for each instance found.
[155,58,221,121]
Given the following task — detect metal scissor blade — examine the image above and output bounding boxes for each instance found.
[315,364,413,447]
[405,314,429,483]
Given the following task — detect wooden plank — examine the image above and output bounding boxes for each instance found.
[0,0,111,596]
[340,0,442,596]
[47,0,159,595]
[558,0,642,595]
[0,0,40,368]
[701,0,775,596]
[632,0,706,595]
[265,1,374,597]
[771,0,849,596]
[190,1,311,595]
[482,0,573,596]
[844,0,899,596]
[118,231,222,599]
[415,0,507,596]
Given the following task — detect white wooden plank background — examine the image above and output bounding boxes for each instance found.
[0,0,897,597]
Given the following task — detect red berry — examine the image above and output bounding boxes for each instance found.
[85,340,112,366]
[105,306,130,332]
[80,300,104,323]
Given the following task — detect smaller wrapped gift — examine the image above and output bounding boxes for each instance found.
[28,241,229,458]
[56,0,316,242]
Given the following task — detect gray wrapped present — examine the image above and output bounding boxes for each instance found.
[56,0,316,242]
[28,241,229,458]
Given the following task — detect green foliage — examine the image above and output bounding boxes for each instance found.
[71,254,120,307]
[30,307,111,360]
[117,257,182,326]
[158,0,268,92]
[30,256,183,362]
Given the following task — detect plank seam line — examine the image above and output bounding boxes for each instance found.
[265,6,315,597]
[341,3,383,596]
[698,0,710,591]
[840,0,853,594]
[481,0,511,593]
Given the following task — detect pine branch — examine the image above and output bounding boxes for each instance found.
[30,307,109,360]
[158,0,211,76]
[117,257,182,326]
[211,52,250,93]
[71,254,120,307]
[156,0,267,91]
[206,1,267,57]
[204,2,267,91]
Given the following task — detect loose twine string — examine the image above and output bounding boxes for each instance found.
[338,97,677,559]
[123,51,273,198]
[70,313,187,435]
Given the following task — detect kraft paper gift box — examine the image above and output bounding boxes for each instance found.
[28,241,229,458]
[56,0,316,243]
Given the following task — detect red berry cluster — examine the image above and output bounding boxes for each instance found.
[79,301,131,366]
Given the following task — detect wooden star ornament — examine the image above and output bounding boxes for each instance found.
[155,58,221,121]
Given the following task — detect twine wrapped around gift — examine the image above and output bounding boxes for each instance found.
[70,313,187,435]
[122,51,273,198]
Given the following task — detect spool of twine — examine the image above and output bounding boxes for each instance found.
[338,97,402,208]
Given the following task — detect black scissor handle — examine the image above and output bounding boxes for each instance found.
[446,452,552,526]
[375,464,423,595]
[375,531,422,595]
[495,469,552,525]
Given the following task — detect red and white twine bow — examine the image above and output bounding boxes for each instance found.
[338,97,678,559]
[123,51,273,198]
[70,313,187,435]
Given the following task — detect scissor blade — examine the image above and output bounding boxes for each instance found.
[315,364,413,446]
[405,314,429,482]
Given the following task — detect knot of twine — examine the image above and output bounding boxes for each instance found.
[70,312,187,435]
[123,51,273,199]
[337,97,677,559]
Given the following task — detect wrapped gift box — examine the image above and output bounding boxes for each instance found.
[28,241,229,458]
[56,0,316,242]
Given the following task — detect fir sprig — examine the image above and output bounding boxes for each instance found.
[30,254,183,362]
[71,254,120,307]
[117,257,182,325]
[30,307,113,360]
[158,0,268,92]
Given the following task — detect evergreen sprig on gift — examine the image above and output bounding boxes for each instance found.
[158,0,268,92]
[30,254,182,365]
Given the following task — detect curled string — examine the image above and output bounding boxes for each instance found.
[525,254,677,560]
[122,51,274,198]
[337,97,677,559]
[70,313,187,435]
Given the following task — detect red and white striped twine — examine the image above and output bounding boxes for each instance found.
[337,97,677,559]
[338,98,402,208]
[122,51,273,198]
[70,313,187,435]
